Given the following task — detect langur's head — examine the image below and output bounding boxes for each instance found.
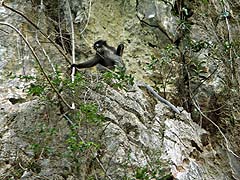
[93,40,107,53]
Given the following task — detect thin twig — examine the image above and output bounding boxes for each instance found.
[41,0,56,73]
[57,0,67,54]
[191,66,219,98]
[36,35,57,74]
[135,0,173,43]
[1,1,71,65]
[66,0,75,110]
[144,84,180,114]
[137,82,180,114]
[192,98,240,159]
[80,0,92,34]
[66,0,76,80]
[0,22,73,109]
[63,113,113,180]
[35,2,57,74]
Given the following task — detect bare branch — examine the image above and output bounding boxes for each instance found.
[1,1,71,65]
[66,0,76,110]
[80,0,92,34]
[192,98,240,159]
[137,82,180,114]
[0,22,74,110]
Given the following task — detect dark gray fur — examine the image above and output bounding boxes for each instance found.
[71,40,124,71]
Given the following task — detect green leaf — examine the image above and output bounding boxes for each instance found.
[28,84,45,96]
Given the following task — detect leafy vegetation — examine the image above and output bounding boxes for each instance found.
[27,83,45,96]
[1,0,240,179]
[102,66,134,89]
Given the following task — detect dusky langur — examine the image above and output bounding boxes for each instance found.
[71,40,124,71]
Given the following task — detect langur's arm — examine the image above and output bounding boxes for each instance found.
[71,56,100,69]
[104,43,117,53]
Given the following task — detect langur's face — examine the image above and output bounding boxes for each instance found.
[93,40,107,53]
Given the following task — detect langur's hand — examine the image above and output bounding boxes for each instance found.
[68,64,76,75]
[71,64,77,69]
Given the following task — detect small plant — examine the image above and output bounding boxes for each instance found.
[133,166,173,180]
[145,44,178,97]
[70,102,105,124]
[188,58,208,81]
[135,167,149,179]
[65,72,86,90]
[102,67,134,89]
[78,103,105,123]
[18,74,36,80]
[66,127,99,153]
[64,122,100,177]
[27,83,45,96]
[147,44,176,71]
[190,40,210,53]
[27,123,57,159]
[147,55,159,70]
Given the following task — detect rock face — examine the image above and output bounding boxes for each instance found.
[0,0,240,179]
[92,85,210,179]
[0,80,231,179]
